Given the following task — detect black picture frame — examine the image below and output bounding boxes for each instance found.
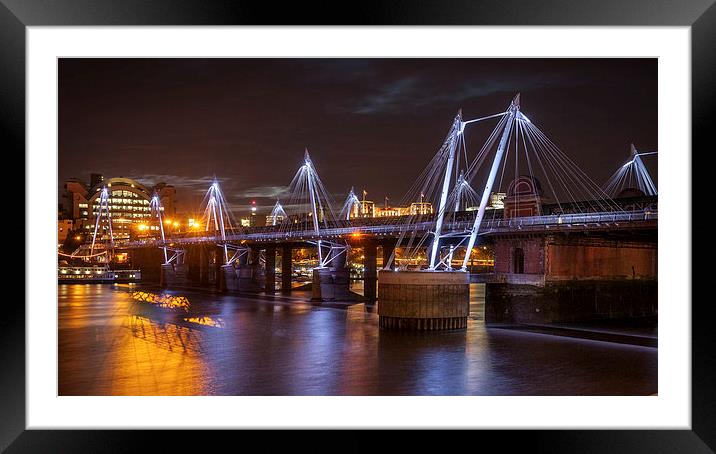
[4,0,709,451]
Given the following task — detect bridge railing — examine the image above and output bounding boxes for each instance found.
[116,209,657,247]
[479,209,657,231]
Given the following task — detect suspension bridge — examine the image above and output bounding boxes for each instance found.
[65,94,658,330]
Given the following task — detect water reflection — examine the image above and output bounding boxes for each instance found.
[128,315,207,355]
[58,284,657,396]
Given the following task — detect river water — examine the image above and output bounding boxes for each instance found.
[58,283,657,395]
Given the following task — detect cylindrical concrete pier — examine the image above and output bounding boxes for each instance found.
[311,266,352,302]
[377,270,470,330]
[222,263,239,291]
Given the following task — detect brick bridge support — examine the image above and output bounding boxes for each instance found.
[483,232,657,325]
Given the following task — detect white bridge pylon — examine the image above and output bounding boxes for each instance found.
[340,187,362,221]
[388,92,614,272]
[202,178,245,265]
[283,149,348,269]
[269,200,287,226]
[90,186,114,256]
[420,94,521,271]
[149,193,185,265]
[604,144,657,197]
[460,94,522,271]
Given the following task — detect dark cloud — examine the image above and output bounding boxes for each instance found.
[233,185,291,199]
[349,72,569,115]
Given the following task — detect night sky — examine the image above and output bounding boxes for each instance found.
[59,58,657,216]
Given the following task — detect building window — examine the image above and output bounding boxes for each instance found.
[513,248,525,274]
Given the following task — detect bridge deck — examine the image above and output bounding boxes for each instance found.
[104,210,657,249]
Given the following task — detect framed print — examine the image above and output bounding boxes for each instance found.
[4,0,711,451]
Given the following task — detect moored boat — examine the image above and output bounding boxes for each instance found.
[58,265,141,283]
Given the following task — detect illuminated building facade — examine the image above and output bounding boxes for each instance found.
[409,201,433,215]
[375,206,407,217]
[489,192,507,209]
[346,201,433,218]
[360,200,375,217]
[265,213,285,226]
[62,175,176,240]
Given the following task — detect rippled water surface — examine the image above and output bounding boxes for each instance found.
[58,284,657,395]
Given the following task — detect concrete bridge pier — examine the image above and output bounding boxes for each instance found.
[363,242,378,303]
[201,247,219,288]
[221,262,239,292]
[198,246,209,286]
[174,253,188,284]
[253,248,266,291]
[281,245,292,294]
[185,244,211,287]
[160,263,174,287]
[378,270,470,330]
[265,246,276,294]
[160,252,188,288]
[311,246,352,302]
[231,247,261,293]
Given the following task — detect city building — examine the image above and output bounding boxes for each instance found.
[503,176,542,219]
[375,206,408,217]
[62,175,176,240]
[343,192,434,219]
[265,212,286,226]
[488,192,507,209]
[409,201,433,215]
[360,200,375,218]
[240,201,260,227]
